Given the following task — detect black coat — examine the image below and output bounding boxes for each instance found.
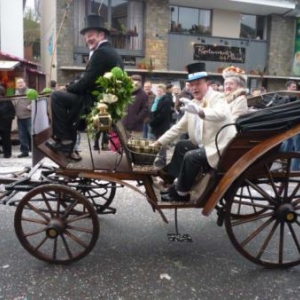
[149,94,173,137]
[67,41,124,101]
[0,100,15,131]
[121,88,149,132]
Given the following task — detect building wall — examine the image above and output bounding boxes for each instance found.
[44,0,300,90]
[267,15,295,78]
[0,0,24,57]
[144,0,169,70]
[40,0,56,83]
[56,2,76,86]
[212,9,240,38]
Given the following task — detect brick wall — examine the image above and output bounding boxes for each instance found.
[144,0,169,70]
[267,15,295,77]
[56,1,76,86]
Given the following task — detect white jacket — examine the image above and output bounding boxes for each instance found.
[158,89,236,168]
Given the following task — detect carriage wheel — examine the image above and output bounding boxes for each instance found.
[14,184,99,264]
[40,170,116,212]
[74,178,116,213]
[225,152,300,268]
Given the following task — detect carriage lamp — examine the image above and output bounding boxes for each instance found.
[92,103,112,131]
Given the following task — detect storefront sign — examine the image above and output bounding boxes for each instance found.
[194,44,246,63]
[122,56,136,66]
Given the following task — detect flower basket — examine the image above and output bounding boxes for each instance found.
[127,138,160,165]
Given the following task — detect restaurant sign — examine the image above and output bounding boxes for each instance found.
[194,44,246,63]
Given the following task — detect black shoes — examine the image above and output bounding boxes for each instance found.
[17,153,29,158]
[46,140,73,153]
[161,185,190,202]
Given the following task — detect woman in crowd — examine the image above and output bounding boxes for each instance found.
[222,66,249,121]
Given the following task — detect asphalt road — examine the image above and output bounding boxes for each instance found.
[1,145,300,300]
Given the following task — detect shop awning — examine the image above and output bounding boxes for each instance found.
[0,60,20,71]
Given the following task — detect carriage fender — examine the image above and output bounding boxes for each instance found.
[202,123,300,216]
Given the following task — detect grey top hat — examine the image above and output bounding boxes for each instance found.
[80,14,110,35]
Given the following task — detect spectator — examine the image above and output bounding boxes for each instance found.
[223,66,249,121]
[14,77,31,158]
[0,85,15,158]
[46,14,123,156]
[50,80,58,90]
[142,80,156,139]
[210,80,221,91]
[149,83,173,167]
[121,74,149,138]
[281,80,300,170]
[151,62,236,202]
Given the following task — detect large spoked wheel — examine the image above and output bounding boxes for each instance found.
[225,152,300,268]
[14,184,99,264]
[40,170,116,213]
[74,178,116,213]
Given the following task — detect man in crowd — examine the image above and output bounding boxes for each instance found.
[121,74,149,138]
[142,80,156,138]
[14,77,31,158]
[46,14,123,155]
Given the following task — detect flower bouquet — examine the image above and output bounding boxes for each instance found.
[86,67,134,136]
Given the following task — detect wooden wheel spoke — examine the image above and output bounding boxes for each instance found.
[244,179,278,205]
[61,199,80,218]
[232,199,272,210]
[279,222,284,264]
[231,211,274,226]
[34,235,48,251]
[41,192,55,218]
[256,220,279,260]
[66,213,92,224]
[53,237,58,260]
[63,230,88,249]
[60,234,73,259]
[240,217,275,247]
[66,225,93,234]
[25,202,51,221]
[287,223,300,254]
[21,216,48,225]
[24,227,47,237]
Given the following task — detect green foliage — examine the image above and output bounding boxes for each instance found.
[86,67,134,135]
[26,88,38,100]
[41,87,52,95]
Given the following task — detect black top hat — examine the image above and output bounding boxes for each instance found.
[80,14,110,35]
[186,62,208,82]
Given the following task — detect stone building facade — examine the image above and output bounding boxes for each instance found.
[39,0,300,91]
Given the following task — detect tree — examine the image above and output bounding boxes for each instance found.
[23,7,40,60]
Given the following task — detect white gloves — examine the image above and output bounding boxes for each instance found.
[180,98,202,116]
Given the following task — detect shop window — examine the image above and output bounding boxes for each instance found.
[170,5,211,36]
[240,14,266,40]
[74,0,144,51]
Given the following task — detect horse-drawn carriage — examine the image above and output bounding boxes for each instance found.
[1,91,300,268]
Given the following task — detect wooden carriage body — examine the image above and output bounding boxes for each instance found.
[2,91,300,268]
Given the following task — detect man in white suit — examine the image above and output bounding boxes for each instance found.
[153,62,236,202]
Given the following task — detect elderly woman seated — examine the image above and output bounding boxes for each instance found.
[222,66,249,121]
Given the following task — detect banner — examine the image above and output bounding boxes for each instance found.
[292,18,300,76]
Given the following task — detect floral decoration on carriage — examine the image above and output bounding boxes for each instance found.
[86,66,134,135]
